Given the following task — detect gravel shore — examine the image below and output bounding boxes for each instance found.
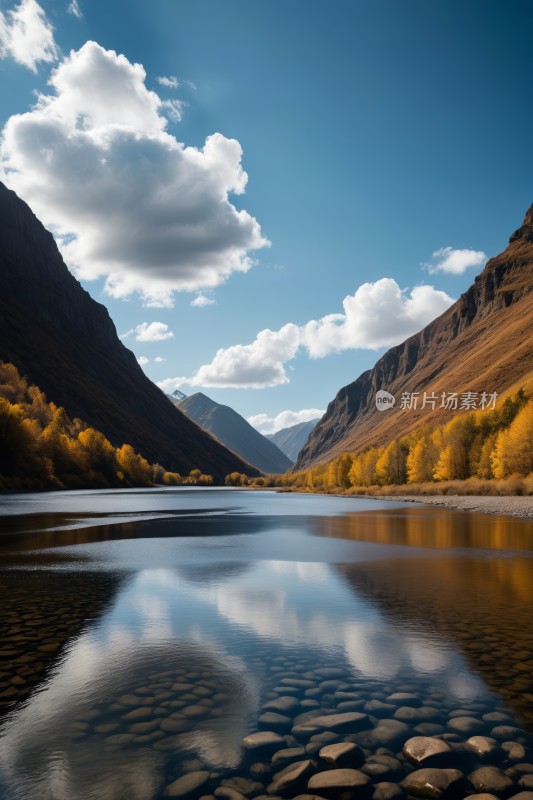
[386,495,533,519]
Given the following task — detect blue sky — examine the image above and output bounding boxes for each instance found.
[1,0,532,433]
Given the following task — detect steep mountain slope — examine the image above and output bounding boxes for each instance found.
[0,181,257,481]
[267,419,319,462]
[296,203,533,469]
[175,393,293,473]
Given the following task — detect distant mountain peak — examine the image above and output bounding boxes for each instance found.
[509,203,533,244]
[177,391,293,473]
[172,389,187,400]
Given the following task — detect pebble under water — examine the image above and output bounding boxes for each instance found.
[0,488,532,800]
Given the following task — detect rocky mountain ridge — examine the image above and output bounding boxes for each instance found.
[295,204,533,469]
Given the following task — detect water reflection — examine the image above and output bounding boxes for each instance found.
[314,507,533,551]
[0,492,532,800]
[339,554,533,726]
[0,558,495,799]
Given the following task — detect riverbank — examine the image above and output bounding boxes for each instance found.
[380,494,533,518]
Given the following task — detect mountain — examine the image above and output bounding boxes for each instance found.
[174,392,293,473]
[296,203,533,470]
[171,389,187,401]
[267,419,320,462]
[0,181,257,482]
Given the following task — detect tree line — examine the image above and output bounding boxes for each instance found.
[265,387,533,493]
[0,362,213,491]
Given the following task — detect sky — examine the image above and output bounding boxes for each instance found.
[0,0,532,434]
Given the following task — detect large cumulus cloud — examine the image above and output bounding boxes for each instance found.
[0,41,269,307]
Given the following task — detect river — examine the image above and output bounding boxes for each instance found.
[0,488,532,800]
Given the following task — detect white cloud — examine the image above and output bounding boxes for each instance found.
[157,323,301,391]
[0,0,58,72]
[154,356,165,363]
[301,279,454,357]
[161,97,186,122]
[137,356,149,366]
[157,377,188,394]
[248,409,324,435]
[67,0,82,19]
[425,246,486,275]
[157,75,179,88]
[1,41,269,307]
[123,322,174,342]
[158,278,454,389]
[191,293,215,307]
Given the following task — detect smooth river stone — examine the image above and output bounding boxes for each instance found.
[280,678,316,689]
[214,788,246,800]
[313,668,347,679]
[401,768,465,799]
[361,756,403,783]
[386,693,422,708]
[272,748,306,765]
[268,760,316,795]
[122,706,154,721]
[371,720,410,748]
[466,737,505,762]
[501,742,527,762]
[372,783,405,800]
[241,732,286,753]
[310,712,369,733]
[165,771,210,798]
[468,767,515,797]
[264,696,300,714]
[447,717,485,735]
[308,768,371,798]
[319,742,365,768]
[490,726,521,741]
[364,700,396,718]
[182,705,209,718]
[403,737,453,767]
[259,713,293,731]
[220,777,265,796]
[464,795,499,800]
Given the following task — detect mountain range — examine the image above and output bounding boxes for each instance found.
[267,419,319,462]
[0,181,257,482]
[296,203,533,469]
[174,393,292,473]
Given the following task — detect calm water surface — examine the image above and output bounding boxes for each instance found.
[0,488,532,800]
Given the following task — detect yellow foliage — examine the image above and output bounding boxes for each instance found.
[0,361,214,491]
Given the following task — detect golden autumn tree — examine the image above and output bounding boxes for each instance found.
[491,401,533,478]
[407,435,439,483]
[375,438,409,485]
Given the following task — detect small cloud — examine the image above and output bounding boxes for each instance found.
[67,0,82,18]
[0,0,59,72]
[137,356,149,366]
[190,293,215,307]
[130,322,174,342]
[247,409,324,435]
[154,356,166,363]
[161,98,186,122]
[424,247,486,275]
[157,377,188,394]
[157,75,179,88]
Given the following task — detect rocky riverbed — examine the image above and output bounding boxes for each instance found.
[24,655,530,800]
